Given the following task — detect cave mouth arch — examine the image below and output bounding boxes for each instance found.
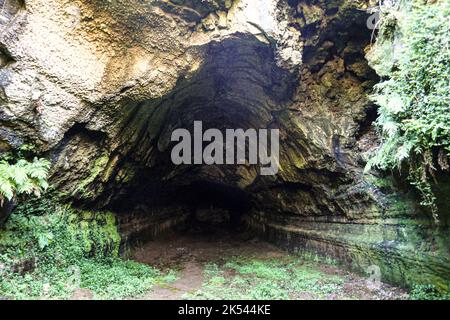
[57,16,380,247]
[62,24,377,243]
[81,34,299,240]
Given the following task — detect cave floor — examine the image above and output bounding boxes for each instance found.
[130,228,409,300]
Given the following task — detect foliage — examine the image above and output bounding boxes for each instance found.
[72,154,110,199]
[0,144,51,206]
[184,256,346,300]
[0,198,175,300]
[0,158,50,205]
[409,284,450,301]
[367,1,450,220]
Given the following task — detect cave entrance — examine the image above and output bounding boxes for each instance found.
[178,181,253,233]
[104,34,296,245]
[113,175,256,244]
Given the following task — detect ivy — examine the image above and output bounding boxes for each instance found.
[367,0,450,221]
[0,198,174,299]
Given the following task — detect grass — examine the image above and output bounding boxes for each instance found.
[0,257,178,300]
[0,197,178,300]
[184,255,347,300]
[0,198,444,300]
[184,255,449,300]
[409,284,450,301]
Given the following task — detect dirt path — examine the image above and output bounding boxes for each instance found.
[132,228,285,299]
[132,228,285,268]
[143,262,204,300]
[131,228,408,300]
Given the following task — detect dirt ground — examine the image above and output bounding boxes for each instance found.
[131,227,409,300]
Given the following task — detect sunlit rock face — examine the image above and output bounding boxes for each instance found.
[0,0,22,27]
[0,0,448,289]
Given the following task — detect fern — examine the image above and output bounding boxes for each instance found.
[367,1,450,220]
[0,157,51,206]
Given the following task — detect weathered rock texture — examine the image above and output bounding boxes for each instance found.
[0,0,448,290]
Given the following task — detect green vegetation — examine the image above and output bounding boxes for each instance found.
[184,255,450,300]
[72,153,110,199]
[366,1,450,220]
[0,198,176,300]
[0,145,50,206]
[0,145,176,300]
[409,284,450,301]
[184,256,347,300]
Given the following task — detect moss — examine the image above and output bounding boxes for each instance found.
[299,3,324,26]
[0,197,172,299]
[185,256,347,300]
[247,215,450,294]
[364,174,395,190]
[292,151,307,169]
[0,198,121,262]
[114,164,136,184]
[366,0,450,215]
[366,38,396,77]
[72,153,110,198]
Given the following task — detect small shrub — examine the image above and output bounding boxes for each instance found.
[0,157,50,205]
[367,0,450,220]
[410,284,450,300]
[0,198,172,300]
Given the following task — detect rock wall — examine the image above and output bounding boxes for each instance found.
[0,0,448,290]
